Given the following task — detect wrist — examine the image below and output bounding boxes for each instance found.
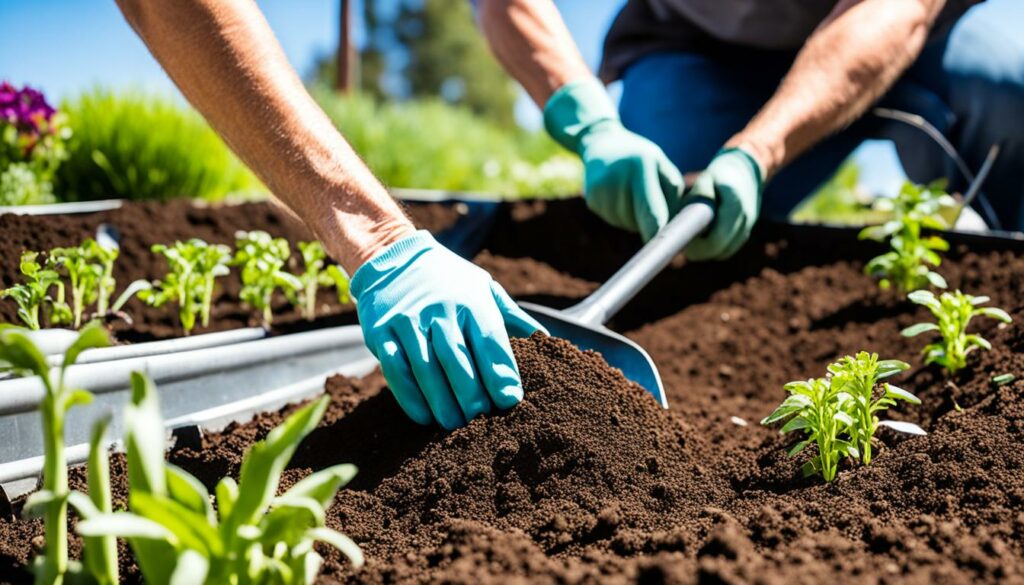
[724,134,780,181]
[543,76,618,154]
[309,187,416,274]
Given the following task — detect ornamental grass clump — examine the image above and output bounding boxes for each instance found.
[902,290,1013,375]
[233,231,301,327]
[141,239,232,335]
[860,180,955,293]
[0,251,69,330]
[1,322,112,585]
[290,241,350,321]
[76,373,363,584]
[763,352,922,482]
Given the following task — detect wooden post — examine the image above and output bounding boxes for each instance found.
[336,0,355,93]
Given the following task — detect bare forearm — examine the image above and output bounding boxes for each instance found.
[115,0,413,273]
[727,0,945,179]
[477,0,591,107]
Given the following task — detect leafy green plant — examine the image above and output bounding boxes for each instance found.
[859,180,956,293]
[2,322,110,585]
[56,88,264,203]
[902,290,1013,375]
[233,231,302,327]
[289,241,350,321]
[0,251,67,330]
[140,239,232,335]
[826,352,919,464]
[76,373,363,584]
[761,377,857,482]
[50,241,104,328]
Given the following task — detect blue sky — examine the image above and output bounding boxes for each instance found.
[0,0,903,194]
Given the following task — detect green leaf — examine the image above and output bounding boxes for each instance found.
[125,372,168,496]
[991,373,1015,387]
[23,489,62,519]
[77,513,177,541]
[308,527,364,568]
[169,550,209,585]
[779,415,811,434]
[884,383,921,404]
[907,290,939,310]
[877,359,910,379]
[130,491,221,557]
[833,411,854,427]
[166,464,212,520]
[279,464,357,509]
[60,389,95,416]
[787,439,810,457]
[260,497,324,546]
[925,270,948,289]
[226,396,329,532]
[901,322,938,337]
[0,327,50,379]
[215,476,238,524]
[977,307,1012,323]
[63,321,110,370]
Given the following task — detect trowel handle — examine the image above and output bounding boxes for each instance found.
[567,201,715,326]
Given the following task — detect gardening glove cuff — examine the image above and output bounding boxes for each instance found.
[350,230,436,301]
[682,147,763,261]
[543,77,620,154]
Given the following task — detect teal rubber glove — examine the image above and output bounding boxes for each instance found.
[544,77,685,242]
[681,147,764,260]
[351,230,546,430]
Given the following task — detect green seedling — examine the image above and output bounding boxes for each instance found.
[761,377,858,482]
[233,231,301,327]
[860,180,955,293]
[827,352,918,465]
[0,252,68,330]
[140,239,231,335]
[50,241,106,328]
[5,322,110,585]
[902,290,1013,375]
[992,373,1015,387]
[77,373,363,584]
[290,241,351,321]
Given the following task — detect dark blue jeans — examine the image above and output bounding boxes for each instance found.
[619,0,1024,229]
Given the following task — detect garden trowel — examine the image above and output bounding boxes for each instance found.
[520,201,715,408]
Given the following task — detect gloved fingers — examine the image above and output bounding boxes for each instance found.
[465,313,525,411]
[392,317,466,430]
[429,317,491,422]
[632,158,671,242]
[375,337,434,426]
[656,152,687,218]
[715,186,752,259]
[584,161,637,234]
[489,280,547,338]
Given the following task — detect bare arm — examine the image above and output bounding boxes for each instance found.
[115,0,414,274]
[477,0,592,107]
[726,0,946,179]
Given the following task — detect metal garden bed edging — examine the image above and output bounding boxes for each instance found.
[0,324,374,485]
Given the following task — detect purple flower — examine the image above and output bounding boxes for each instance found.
[0,81,57,134]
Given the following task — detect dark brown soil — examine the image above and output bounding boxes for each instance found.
[0,199,462,341]
[2,198,1023,584]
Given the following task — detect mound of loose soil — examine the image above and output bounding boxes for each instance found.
[1,198,1023,583]
[0,199,460,342]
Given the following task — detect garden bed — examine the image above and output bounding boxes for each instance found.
[0,199,463,342]
[1,198,1023,583]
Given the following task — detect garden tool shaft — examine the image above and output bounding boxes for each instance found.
[521,202,715,408]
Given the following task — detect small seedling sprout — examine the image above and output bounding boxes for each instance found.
[827,352,918,465]
[290,241,351,321]
[233,230,301,327]
[0,252,66,330]
[76,372,363,583]
[860,181,955,293]
[6,322,110,585]
[761,377,857,482]
[902,290,1012,375]
[141,239,232,335]
[50,241,106,328]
